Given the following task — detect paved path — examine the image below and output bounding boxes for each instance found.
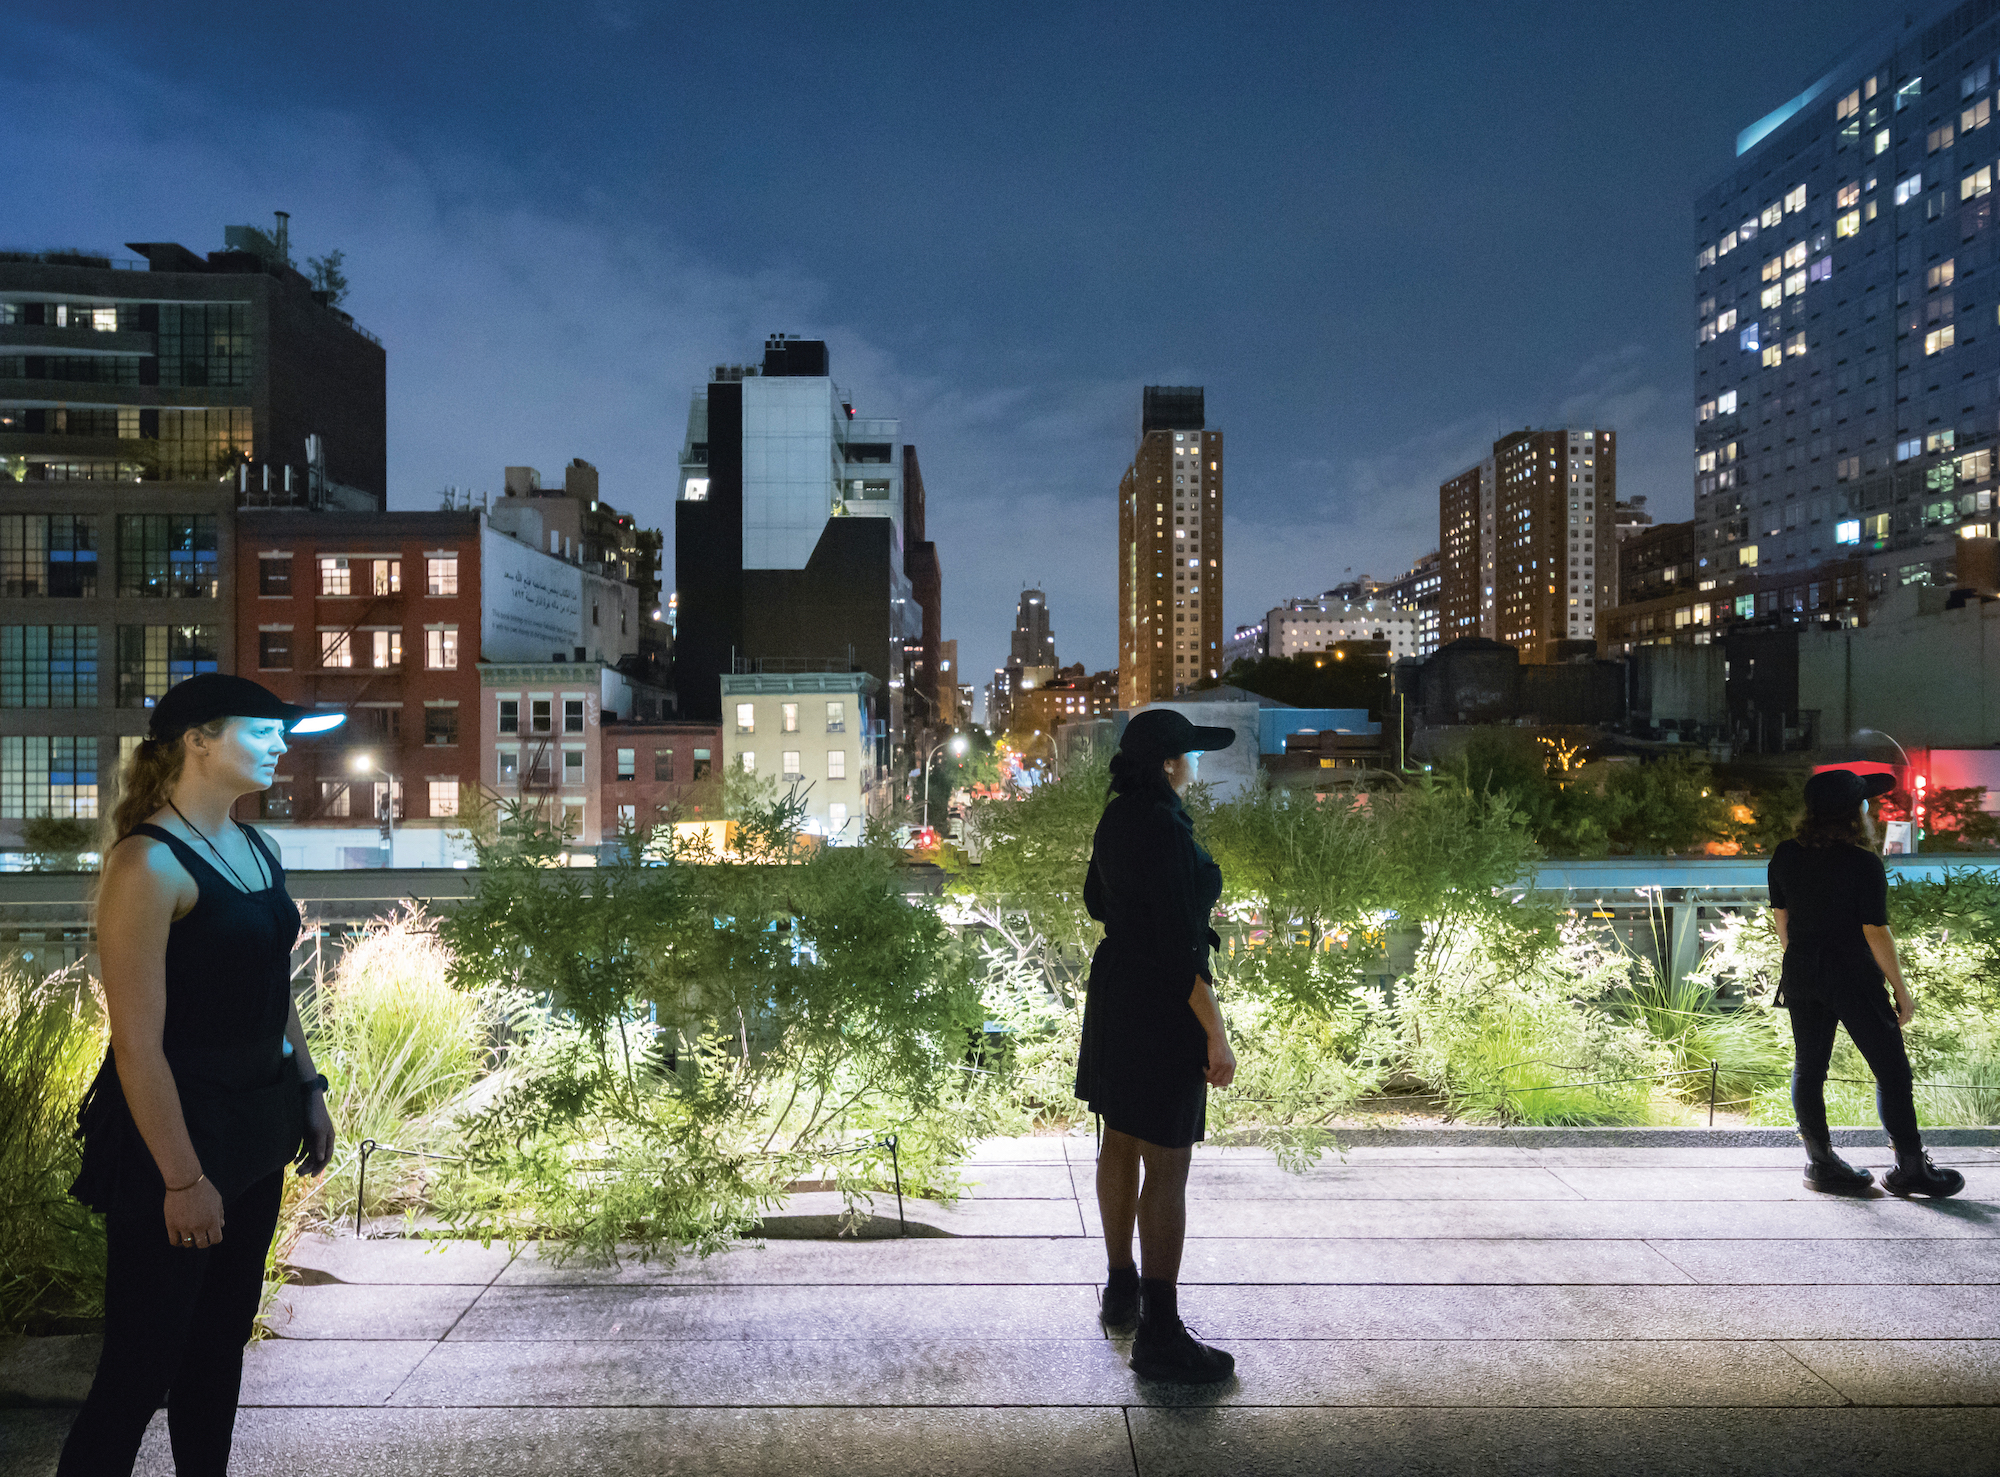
[5,1136,2000,1475]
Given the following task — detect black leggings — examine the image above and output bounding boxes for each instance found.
[1787,991,1922,1151]
[57,1169,284,1477]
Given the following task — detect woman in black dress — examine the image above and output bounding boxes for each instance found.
[1769,767,1962,1198]
[61,675,342,1475]
[1075,707,1238,1384]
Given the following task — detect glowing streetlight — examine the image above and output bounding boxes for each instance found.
[922,733,969,836]
[349,751,396,864]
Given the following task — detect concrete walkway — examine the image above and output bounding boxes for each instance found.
[5,1135,2000,1475]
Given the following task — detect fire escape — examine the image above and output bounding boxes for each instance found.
[297,559,407,824]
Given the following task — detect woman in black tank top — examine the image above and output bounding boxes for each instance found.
[59,675,343,1476]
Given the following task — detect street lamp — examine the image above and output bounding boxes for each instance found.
[921,733,969,837]
[350,751,396,866]
[1855,727,1919,850]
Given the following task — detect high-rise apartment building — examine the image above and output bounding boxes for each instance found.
[1438,429,1617,663]
[1439,459,1495,642]
[1376,551,1443,654]
[1691,2,2000,638]
[673,336,936,758]
[1118,386,1223,706]
[0,227,385,851]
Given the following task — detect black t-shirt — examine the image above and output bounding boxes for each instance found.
[1767,838,1888,1001]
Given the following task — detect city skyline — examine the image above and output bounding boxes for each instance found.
[5,0,1882,699]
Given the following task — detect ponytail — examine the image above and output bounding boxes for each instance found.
[103,719,227,848]
[1107,748,1175,799]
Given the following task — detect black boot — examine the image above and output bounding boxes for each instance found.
[1885,1147,1966,1199]
[1099,1263,1139,1329]
[1799,1129,1874,1194]
[1130,1278,1235,1384]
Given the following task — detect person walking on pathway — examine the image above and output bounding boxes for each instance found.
[1075,707,1239,1384]
[1769,767,1964,1198]
[60,675,342,1475]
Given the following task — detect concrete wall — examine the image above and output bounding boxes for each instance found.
[1628,644,1726,726]
[1115,700,1261,800]
[1799,586,2000,748]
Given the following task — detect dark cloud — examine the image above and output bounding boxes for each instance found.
[2,1,1882,714]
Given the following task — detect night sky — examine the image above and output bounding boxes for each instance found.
[7,0,1883,712]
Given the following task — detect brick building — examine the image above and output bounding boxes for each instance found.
[237,509,643,866]
[599,719,723,837]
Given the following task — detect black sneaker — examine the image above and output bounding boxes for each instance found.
[1885,1152,1966,1199]
[1100,1275,1140,1330]
[1129,1321,1235,1384]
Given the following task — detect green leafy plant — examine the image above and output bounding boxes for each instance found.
[0,967,107,1332]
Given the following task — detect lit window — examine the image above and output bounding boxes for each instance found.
[1898,437,1923,462]
[1716,308,1737,332]
[1784,241,1808,269]
[740,751,755,774]
[1836,210,1860,237]
[319,630,352,668]
[1926,325,1956,354]
[1784,184,1807,212]
[1836,519,1861,544]
[371,560,400,596]
[616,747,635,781]
[1896,173,1924,205]
[1963,166,1993,200]
[1761,202,1783,228]
[781,702,798,732]
[1785,331,1808,358]
[1874,128,1892,155]
[1697,244,1716,269]
[1740,323,1761,351]
[428,779,459,816]
[318,557,351,597]
[1837,89,1860,119]
[827,749,846,780]
[1762,345,1783,367]
[825,700,844,732]
[1718,390,1737,415]
[1928,123,1955,152]
[1965,97,1993,133]
[1761,255,1782,282]
[370,629,401,667]
[1837,181,1861,208]
[1738,545,1759,567]
[736,702,754,733]
[1784,269,1808,297]
[424,625,457,669]
[1809,255,1832,282]
[1930,258,1956,289]
[426,556,457,596]
[781,750,801,778]
[1697,398,1717,422]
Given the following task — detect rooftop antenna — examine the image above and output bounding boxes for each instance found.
[273,211,290,265]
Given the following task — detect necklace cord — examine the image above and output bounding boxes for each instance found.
[164,800,269,894]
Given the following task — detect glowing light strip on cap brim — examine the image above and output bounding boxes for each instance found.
[289,713,347,735]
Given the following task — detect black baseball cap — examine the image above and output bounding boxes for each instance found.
[1804,767,1897,814]
[1119,707,1238,764]
[147,674,346,743]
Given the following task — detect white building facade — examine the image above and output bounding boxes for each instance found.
[720,671,889,842]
